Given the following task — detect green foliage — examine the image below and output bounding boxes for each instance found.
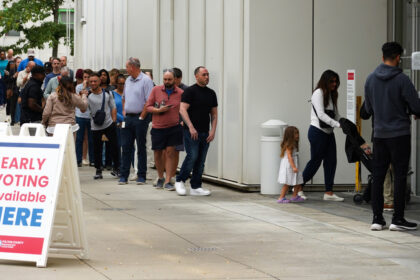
[0,0,73,56]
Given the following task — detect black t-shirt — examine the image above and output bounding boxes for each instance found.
[181,84,218,133]
[20,78,43,124]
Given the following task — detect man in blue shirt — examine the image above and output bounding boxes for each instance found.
[118,57,154,185]
[43,57,61,89]
[17,49,43,72]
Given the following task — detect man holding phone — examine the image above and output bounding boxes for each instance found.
[146,69,183,190]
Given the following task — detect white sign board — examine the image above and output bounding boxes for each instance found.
[347,70,356,124]
[412,52,420,70]
[0,124,88,267]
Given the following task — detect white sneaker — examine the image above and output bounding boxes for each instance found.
[82,159,89,166]
[129,174,138,181]
[298,191,307,200]
[175,181,187,196]
[370,223,385,231]
[190,187,211,196]
[323,193,344,202]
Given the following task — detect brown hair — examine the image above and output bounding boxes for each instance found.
[56,76,75,106]
[280,126,299,157]
[314,69,340,108]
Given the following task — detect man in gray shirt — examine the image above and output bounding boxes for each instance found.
[88,73,119,179]
[119,57,154,185]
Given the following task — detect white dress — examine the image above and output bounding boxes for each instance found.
[277,148,303,186]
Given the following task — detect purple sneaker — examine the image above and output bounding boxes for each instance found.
[290,195,305,203]
[277,198,291,204]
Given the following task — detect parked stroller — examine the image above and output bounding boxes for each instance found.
[339,118,412,205]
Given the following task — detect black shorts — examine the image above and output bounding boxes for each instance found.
[151,125,183,150]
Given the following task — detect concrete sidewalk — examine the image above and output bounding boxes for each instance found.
[1,164,420,279]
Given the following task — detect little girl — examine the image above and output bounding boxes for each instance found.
[277,126,305,203]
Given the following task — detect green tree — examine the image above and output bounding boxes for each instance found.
[0,0,73,57]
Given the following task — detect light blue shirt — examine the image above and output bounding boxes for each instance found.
[75,83,91,118]
[112,91,124,123]
[122,72,154,114]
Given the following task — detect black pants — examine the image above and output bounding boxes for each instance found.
[302,125,337,192]
[92,123,119,171]
[372,135,410,221]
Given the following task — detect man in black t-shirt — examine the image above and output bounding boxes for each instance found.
[20,65,45,125]
[175,66,218,196]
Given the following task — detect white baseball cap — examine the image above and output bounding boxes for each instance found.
[27,49,35,56]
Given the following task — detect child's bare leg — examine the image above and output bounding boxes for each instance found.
[292,185,302,197]
[277,185,289,200]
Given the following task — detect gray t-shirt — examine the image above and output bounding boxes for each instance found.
[88,91,116,131]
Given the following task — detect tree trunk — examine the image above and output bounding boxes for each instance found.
[52,0,60,57]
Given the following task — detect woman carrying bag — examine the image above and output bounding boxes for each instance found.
[301,70,344,202]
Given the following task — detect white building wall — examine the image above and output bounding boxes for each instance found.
[74,0,154,70]
[154,0,388,186]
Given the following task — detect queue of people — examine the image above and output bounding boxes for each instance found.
[2,41,417,230]
[0,49,218,197]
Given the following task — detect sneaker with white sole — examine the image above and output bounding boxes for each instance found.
[190,187,211,196]
[323,193,344,201]
[129,174,138,181]
[389,218,417,231]
[175,181,187,196]
[370,215,386,231]
[297,191,307,200]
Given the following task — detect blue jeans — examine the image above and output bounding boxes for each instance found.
[75,117,94,164]
[302,125,337,192]
[176,130,210,189]
[120,115,150,179]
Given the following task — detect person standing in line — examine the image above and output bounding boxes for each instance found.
[301,70,344,202]
[109,68,120,90]
[16,61,36,124]
[44,67,70,99]
[60,56,74,81]
[119,57,154,185]
[42,76,88,136]
[4,59,19,122]
[146,69,183,190]
[17,49,43,72]
[75,69,94,167]
[87,73,119,179]
[175,66,218,196]
[20,65,46,125]
[0,50,9,106]
[6,49,14,61]
[43,57,61,90]
[365,42,420,231]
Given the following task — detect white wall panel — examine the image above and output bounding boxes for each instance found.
[243,0,313,184]
[313,0,387,184]
[127,0,153,69]
[173,0,189,85]
[222,0,243,182]
[188,0,205,82]
[204,0,224,177]
[159,0,174,75]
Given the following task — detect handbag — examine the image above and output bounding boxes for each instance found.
[93,90,107,125]
[312,104,335,128]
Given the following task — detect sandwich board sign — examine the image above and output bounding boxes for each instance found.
[0,123,88,267]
